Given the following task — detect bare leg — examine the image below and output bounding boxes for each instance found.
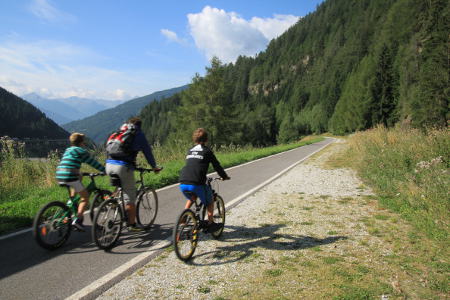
[184,195,196,210]
[206,201,214,223]
[69,187,75,198]
[77,189,90,219]
[126,203,136,225]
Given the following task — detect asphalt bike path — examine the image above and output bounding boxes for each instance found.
[0,138,334,300]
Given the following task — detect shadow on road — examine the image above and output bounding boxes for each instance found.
[187,224,347,266]
[97,223,173,254]
[0,223,173,280]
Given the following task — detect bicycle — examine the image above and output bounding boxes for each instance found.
[92,167,159,250]
[33,173,111,250]
[173,177,225,261]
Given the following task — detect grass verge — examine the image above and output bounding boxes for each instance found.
[334,125,449,241]
[211,135,448,300]
[0,137,324,234]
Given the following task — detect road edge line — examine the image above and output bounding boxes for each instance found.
[225,138,334,209]
[65,138,334,300]
[66,240,172,300]
[0,138,328,241]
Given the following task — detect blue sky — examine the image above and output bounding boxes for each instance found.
[0,0,323,100]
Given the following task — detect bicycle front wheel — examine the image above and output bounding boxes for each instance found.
[136,188,158,229]
[92,199,122,250]
[201,194,226,239]
[173,209,198,261]
[33,201,72,250]
[89,190,112,223]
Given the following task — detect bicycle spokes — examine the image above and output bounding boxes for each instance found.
[33,202,72,250]
[136,189,158,229]
[92,199,123,250]
[210,195,225,239]
[173,210,198,261]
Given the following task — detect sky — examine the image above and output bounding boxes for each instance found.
[0,0,324,100]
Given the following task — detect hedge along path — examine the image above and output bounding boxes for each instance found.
[97,139,448,300]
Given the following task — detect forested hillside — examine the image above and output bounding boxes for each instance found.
[0,87,69,139]
[63,85,188,144]
[140,0,448,146]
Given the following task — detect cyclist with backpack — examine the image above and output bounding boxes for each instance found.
[105,117,162,231]
[179,128,230,233]
[56,133,106,231]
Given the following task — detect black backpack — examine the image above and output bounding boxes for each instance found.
[105,123,137,158]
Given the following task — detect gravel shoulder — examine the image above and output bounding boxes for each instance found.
[97,139,446,299]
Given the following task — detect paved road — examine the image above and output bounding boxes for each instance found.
[0,138,333,300]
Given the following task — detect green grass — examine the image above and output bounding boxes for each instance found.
[343,125,449,241]
[265,269,283,277]
[197,286,211,294]
[0,137,324,234]
[207,132,448,300]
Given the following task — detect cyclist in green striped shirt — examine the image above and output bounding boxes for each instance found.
[56,133,105,231]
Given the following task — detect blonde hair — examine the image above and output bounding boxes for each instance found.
[69,133,85,146]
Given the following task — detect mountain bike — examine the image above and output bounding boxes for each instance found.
[33,173,111,250]
[173,177,225,261]
[92,167,159,250]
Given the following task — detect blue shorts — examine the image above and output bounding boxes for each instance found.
[179,184,212,206]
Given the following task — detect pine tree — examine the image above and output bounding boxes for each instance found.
[371,44,398,127]
[412,0,449,127]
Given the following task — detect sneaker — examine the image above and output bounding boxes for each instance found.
[127,223,144,232]
[198,220,209,230]
[206,222,223,233]
[72,218,85,232]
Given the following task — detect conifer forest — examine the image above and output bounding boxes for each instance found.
[140,0,449,146]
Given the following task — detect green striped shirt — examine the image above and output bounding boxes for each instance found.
[56,146,105,182]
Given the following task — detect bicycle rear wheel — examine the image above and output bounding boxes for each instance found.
[136,187,158,229]
[33,201,72,250]
[89,190,112,223]
[173,209,198,261]
[92,198,122,250]
[201,194,226,239]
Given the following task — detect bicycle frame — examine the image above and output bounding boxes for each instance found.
[113,186,130,226]
[173,177,224,261]
[188,178,220,225]
[109,168,154,225]
[135,169,146,191]
[34,172,108,250]
[64,174,102,209]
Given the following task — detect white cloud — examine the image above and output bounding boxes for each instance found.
[0,40,99,70]
[161,29,184,44]
[250,14,300,40]
[187,6,299,63]
[113,89,127,99]
[28,0,76,23]
[0,39,189,100]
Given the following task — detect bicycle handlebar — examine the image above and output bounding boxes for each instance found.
[207,177,228,183]
[135,167,163,173]
[81,172,105,177]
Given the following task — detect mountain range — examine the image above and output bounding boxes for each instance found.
[21,93,124,125]
[0,87,69,140]
[3,0,447,152]
[62,85,188,144]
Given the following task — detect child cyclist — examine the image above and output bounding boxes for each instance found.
[56,133,105,231]
[179,128,230,233]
